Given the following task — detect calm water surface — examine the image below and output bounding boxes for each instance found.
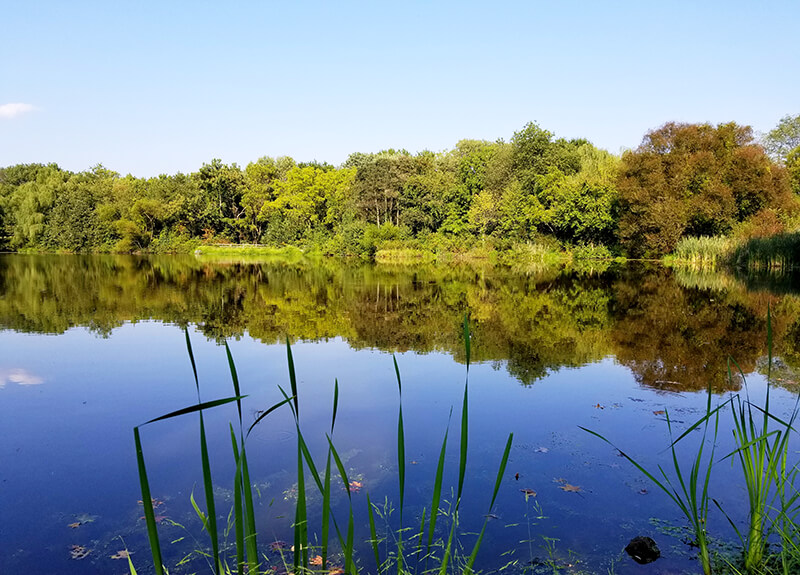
[1,254,799,575]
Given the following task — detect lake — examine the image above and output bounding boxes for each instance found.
[1,254,799,575]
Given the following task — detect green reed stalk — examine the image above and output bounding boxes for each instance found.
[134,396,243,575]
[185,329,221,574]
[367,492,382,573]
[284,339,309,574]
[439,315,472,575]
[721,308,800,574]
[226,342,260,575]
[229,425,245,575]
[328,436,358,575]
[134,426,165,575]
[464,432,513,575]
[426,409,452,563]
[394,355,406,575]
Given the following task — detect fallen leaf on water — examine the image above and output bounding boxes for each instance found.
[269,540,288,552]
[638,488,648,495]
[328,568,345,575]
[70,545,91,560]
[67,522,81,529]
[594,403,604,409]
[111,550,132,560]
[138,497,164,507]
[310,555,323,566]
[520,488,537,498]
[553,478,567,484]
[348,480,363,492]
[653,410,665,416]
[514,472,519,480]
[559,483,582,493]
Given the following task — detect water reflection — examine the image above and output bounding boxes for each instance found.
[1,254,799,391]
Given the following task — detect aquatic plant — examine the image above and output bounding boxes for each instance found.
[132,315,512,575]
[581,386,723,575]
[668,235,733,269]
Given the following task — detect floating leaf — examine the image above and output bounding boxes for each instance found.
[553,477,567,484]
[67,522,80,529]
[111,550,132,560]
[594,403,605,409]
[328,568,345,575]
[70,545,91,560]
[269,540,288,552]
[310,555,323,566]
[348,480,363,492]
[653,410,665,416]
[559,483,582,493]
[520,488,537,498]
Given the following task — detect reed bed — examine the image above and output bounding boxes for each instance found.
[732,233,800,271]
[669,236,734,269]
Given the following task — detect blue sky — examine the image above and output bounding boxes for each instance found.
[2,0,798,177]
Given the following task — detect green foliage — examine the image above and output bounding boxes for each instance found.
[0,116,796,259]
[618,122,795,257]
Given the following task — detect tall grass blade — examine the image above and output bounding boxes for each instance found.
[331,378,339,435]
[322,452,332,570]
[367,492,381,573]
[224,341,244,427]
[327,437,358,575]
[184,328,220,574]
[240,446,259,575]
[427,410,451,556]
[457,381,468,506]
[142,396,245,425]
[246,396,294,439]
[465,433,514,574]
[133,426,164,575]
[293,440,309,574]
[229,425,245,575]
[394,355,406,575]
[287,337,299,419]
[198,414,220,574]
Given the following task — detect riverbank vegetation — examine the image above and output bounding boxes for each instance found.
[2,116,799,264]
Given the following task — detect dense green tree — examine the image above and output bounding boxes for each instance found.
[618,122,793,257]
[193,159,245,238]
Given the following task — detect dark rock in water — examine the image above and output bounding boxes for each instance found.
[625,536,660,564]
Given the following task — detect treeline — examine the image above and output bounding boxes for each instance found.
[1,117,798,258]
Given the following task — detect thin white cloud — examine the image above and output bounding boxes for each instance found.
[0,103,36,119]
[0,368,44,388]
